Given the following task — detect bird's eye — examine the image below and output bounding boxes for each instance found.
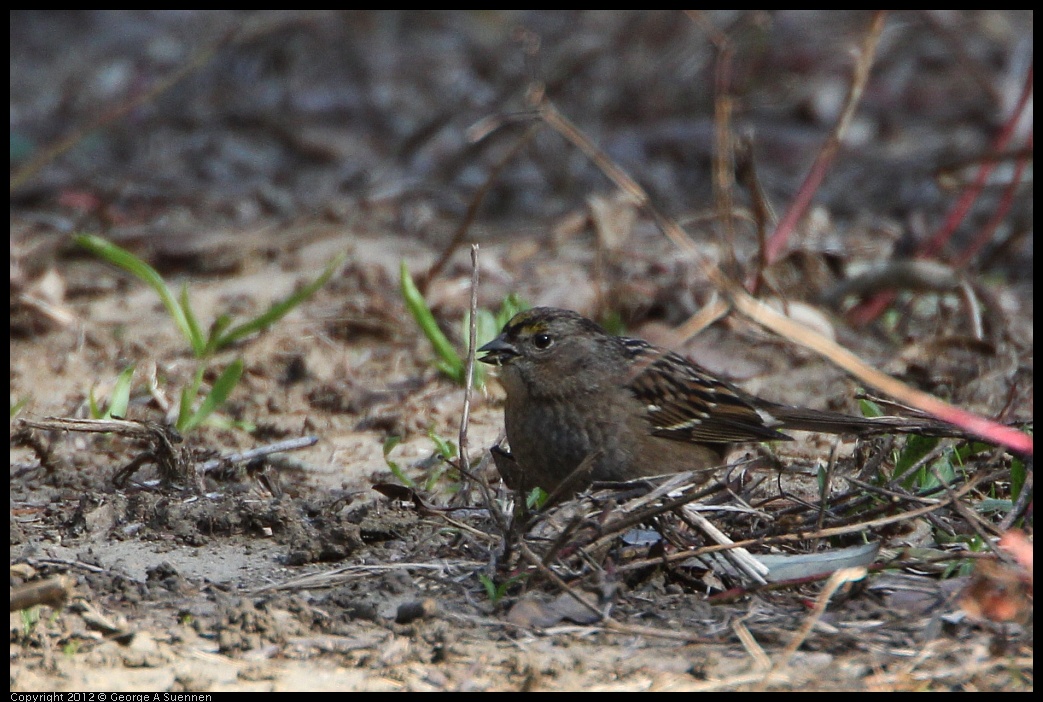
[533,333,553,350]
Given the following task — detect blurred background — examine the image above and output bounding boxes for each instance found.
[11,11,1033,281]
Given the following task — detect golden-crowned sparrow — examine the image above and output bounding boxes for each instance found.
[479,307,955,494]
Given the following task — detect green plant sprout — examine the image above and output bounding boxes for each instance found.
[525,486,549,511]
[383,430,463,493]
[20,607,39,636]
[400,259,525,387]
[10,396,31,418]
[176,359,245,433]
[74,234,343,358]
[89,364,135,420]
[478,572,527,605]
[74,234,340,433]
[382,435,415,489]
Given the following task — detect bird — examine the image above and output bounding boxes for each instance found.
[478,306,958,495]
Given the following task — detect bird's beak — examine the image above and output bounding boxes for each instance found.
[477,335,518,366]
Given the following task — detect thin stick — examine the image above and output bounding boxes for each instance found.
[198,436,319,474]
[459,244,480,477]
[454,246,509,536]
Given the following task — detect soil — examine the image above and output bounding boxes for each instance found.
[10,11,1032,691]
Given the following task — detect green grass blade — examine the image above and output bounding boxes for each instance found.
[213,253,345,351]
[179,359,244,433]
[88,387,102,419]
[400,260,464,384]
[203,314,234,356]
[427,429,457,460]
[383,435,416,488]
[477,574,500,603]
[74,234,204,356]
[105,365,135,419]
[1010,456,1026,501]
[858,398,883,418]
[386,460,416,488]
[177,366,206,431]
[179,284,206,353]
[10,397,30,418]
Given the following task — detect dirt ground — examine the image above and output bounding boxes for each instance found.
[10,11,1033,691]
